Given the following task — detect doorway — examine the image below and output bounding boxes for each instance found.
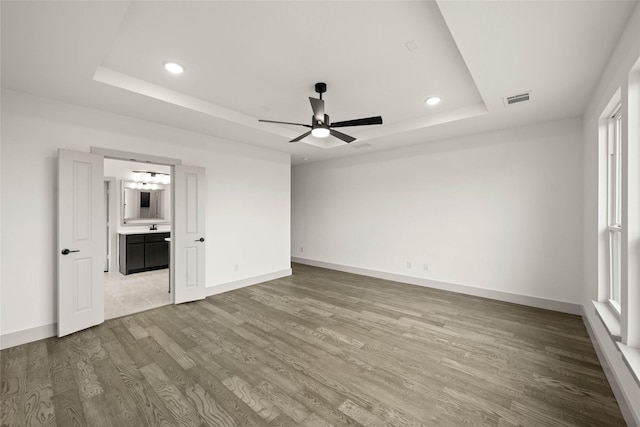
[103,158,173,319]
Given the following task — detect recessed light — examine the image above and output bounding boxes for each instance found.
[163,61,184,74]
[425,97,440,106]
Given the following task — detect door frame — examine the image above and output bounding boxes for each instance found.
[91,147,183,297]
[104,177,117,272]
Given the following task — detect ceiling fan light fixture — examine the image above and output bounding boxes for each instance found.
[163,61,184,74]
[425,96,441,106]
[311,127,330,138]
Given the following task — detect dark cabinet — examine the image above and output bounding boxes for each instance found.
[119,232,170,275]
[145,242,169,268]
[126,242,146,271]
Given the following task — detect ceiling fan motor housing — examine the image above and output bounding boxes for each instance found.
[315,82,327,95]
[314,114,330,127]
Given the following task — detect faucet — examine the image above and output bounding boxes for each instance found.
[150,224,157,230]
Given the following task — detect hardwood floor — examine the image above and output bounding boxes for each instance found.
[1,263,626,426]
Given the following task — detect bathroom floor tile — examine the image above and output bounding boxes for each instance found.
[104,269,170,319]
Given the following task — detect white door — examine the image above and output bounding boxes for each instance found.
[173,165,206,303]
[58,149,104,337]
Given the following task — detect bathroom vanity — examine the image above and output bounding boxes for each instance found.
[119,230,170,275]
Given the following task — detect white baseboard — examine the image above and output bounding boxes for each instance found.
[583,307,640,427]
[291,257,581,315]
[0,323,56,350]
[0,268,293,350]
[206,268,292,297]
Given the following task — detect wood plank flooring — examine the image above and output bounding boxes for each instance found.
[1,263,626,426]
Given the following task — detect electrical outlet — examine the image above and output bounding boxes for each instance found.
[301,247,304,253]
[423,263,429,271]
[406,261,412,269]
[234,264,239,272]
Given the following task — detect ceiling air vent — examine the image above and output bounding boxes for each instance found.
[503,91,531,107]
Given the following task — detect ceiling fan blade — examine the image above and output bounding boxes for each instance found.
[330,129,356,143]
[330,116,383,128]
[290,131,312,143]
[309,97,325,122]
[259,119,311,128]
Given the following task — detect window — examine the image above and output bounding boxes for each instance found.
[608,107,622,313]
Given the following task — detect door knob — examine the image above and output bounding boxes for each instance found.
[194,237,205,242]
[61,249,80,255]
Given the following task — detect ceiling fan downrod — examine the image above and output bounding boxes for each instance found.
[315,82,326,100]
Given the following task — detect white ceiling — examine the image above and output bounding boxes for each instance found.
[2,1,637,165]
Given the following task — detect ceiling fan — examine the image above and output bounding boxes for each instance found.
[259,82,383,143]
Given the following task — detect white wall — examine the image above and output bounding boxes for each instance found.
[582,2,640,425]
[0,89,291,339]
[292,118,583,306]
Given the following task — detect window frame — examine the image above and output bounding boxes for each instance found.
[607,106,623,315]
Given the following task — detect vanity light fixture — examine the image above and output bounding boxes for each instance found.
[132,171,171,185]
[129,182,159,190]
[164,61,184,74]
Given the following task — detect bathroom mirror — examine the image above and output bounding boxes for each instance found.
[121,181,170,225]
